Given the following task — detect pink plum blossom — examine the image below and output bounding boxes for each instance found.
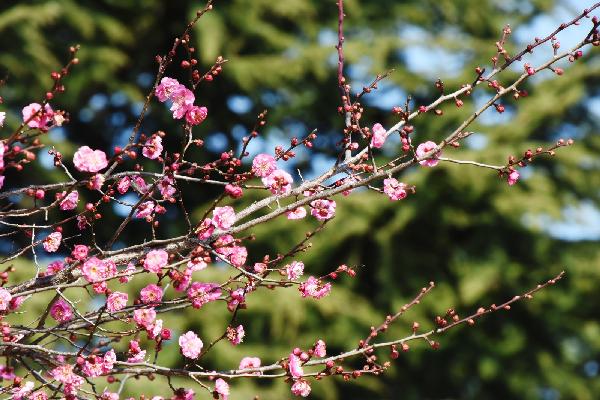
[187,282,222,309]
[22,103,53,129]
[128,348,146,363]
[371,123,387,148]
[286,261,304,280]
[187,259,208,272]
[142,135,163,160]
[155,77,181,102]
[159,176,176,199]
[132,175,149,193]
[82,257,117,283]
[144,249,169,273]
[49,364,84,393]
[73,146,108,173]
[148,318,163,340]
[117,176,131,194]
[239,357,261,373]
[0,287,12,311]
[310,199,336,220]
[291,380,311,397]
[50,299,73,323]
[299,276,332,299]
[288,354,304,378]
[216,245,247,268]
[214,379,229,400]
[89,173,105,190]
[253,262,267,274]
[106,292,128,312]
[46,260,65,275]
[140,284,163,304]
[196,218,215,240]
[43,231,62,252]
[383,177,408,201]
[227,325,245,346]
[314,339,326,357]
[133,308,156,329]
[135,201,155,219]
[11,381,34,400]
[508,169,520,186]
[76,216,89,231]
[170,86,195,119]
[71,245,89,261]
[59,190,79,211]
[416,141,441,167]
[225,184,243,199]
[185,106,208,125]
[262,169,293,195]
[101,391,119,400]
[0,112,5,127]
[212,206,236,230]
[286,207,307,220]
[252,153,277,177]
[179,331,203,359]
[29,391,48,400]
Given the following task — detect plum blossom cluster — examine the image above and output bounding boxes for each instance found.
[155,77,207,125]
[0,1,593,399]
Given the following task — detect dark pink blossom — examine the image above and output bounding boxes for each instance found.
[46,260,65,275]
[50,299,73,323]
[71,245,89,261]
[225,184,243,199]
[82,257,117,283]
[185,106,208,125]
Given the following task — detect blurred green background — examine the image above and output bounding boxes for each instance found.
[1,0,600,399]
